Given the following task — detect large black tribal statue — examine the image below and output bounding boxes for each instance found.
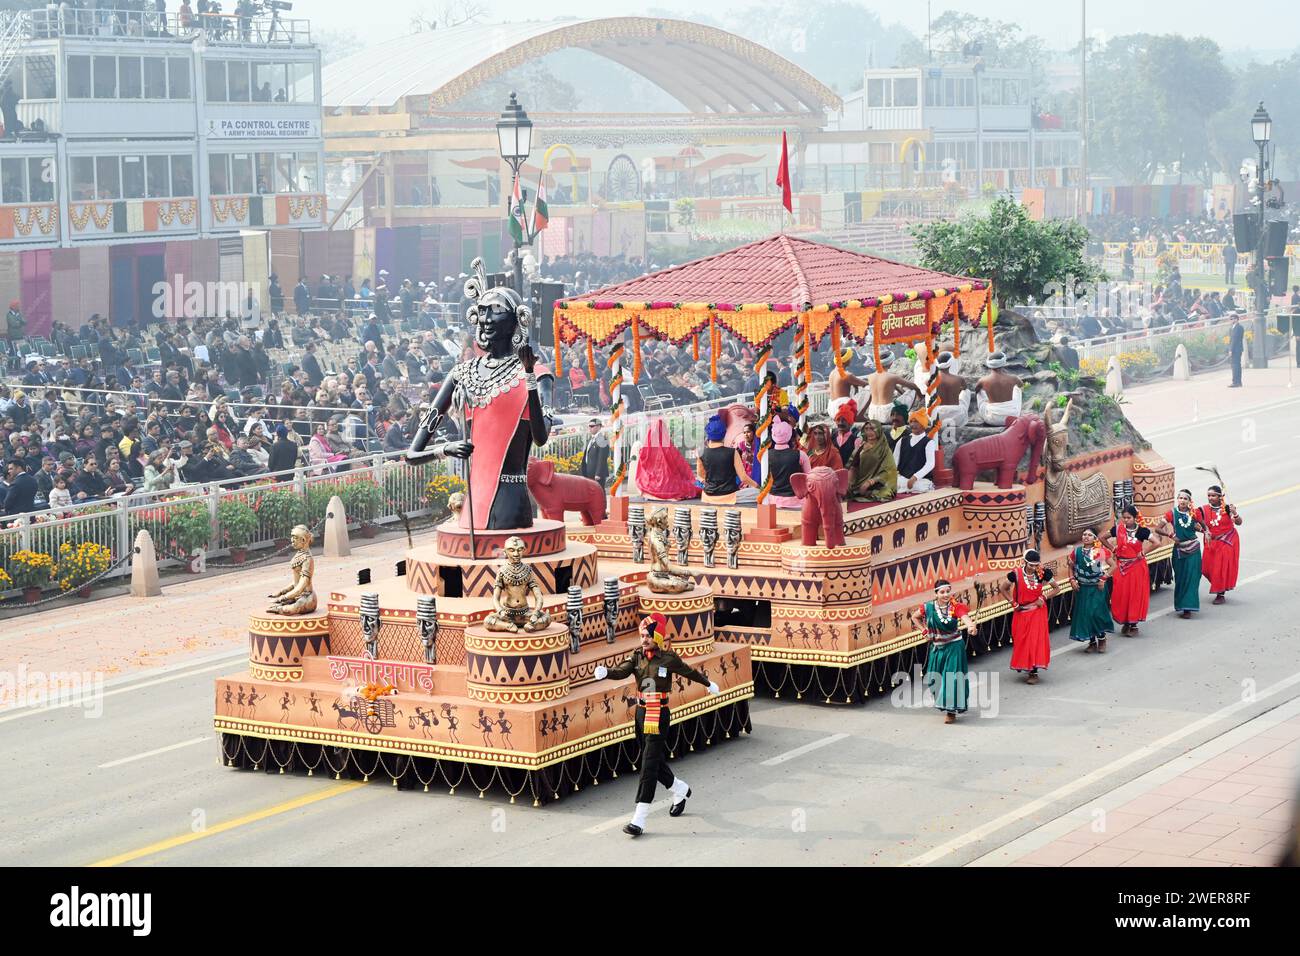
[407,259,553,530]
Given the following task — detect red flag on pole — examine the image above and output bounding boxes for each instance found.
[775,131,793,214]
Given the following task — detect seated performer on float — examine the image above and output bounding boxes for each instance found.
[697,414,758,505]
[1199,484,1242,605]
[483,535,552,633]
[931,351,971,444]
[593,613,719,837]
[766,419,812,509]
[1068,528,1115,653]
[828,348,870,423]
[1160,489,1205,619]
[848,420,897,503]
[645,506,695,593]
[831,402,861,465]
[805,418,843,470]
[894,410,936,493]
[407,260,550,530]
[866,351,923,423]
[886,404,908,451]
[973,351,1023,425]
[636,418,699,500]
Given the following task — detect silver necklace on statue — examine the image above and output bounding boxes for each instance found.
[454,354,524,408]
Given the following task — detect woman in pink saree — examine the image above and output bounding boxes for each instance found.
[636,418,699,500]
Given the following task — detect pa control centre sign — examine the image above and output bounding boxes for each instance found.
[206,118,319,139]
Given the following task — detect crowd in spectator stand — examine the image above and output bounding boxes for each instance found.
[0,252,849,522]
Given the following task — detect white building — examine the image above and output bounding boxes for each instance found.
[816,63,1081,196]
[0,5,324,249]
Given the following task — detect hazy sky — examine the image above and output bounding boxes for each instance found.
[306,0,1299,54]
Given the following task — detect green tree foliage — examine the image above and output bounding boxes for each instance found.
[896,11,1050,98]
[1087,34,1233,185]
[910,197,1104,309]
[1207,54,1300,181]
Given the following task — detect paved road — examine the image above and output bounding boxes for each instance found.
[2,376,1298,866]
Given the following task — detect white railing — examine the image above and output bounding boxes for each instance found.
[1073,315,1236,363]
[0,11,30,82]
[1,451,456,596]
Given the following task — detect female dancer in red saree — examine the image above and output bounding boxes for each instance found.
[407,260,551,530]
[1106,505,1153,636]
[1003,549,1055,683]
[1199,484,1242,604]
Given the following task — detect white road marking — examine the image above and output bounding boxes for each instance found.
[1239,444,1273,455]
[760,733,851,766]
[907,647,1294,863]
[97,735,210,769]
[584,799,672,835]
[1143,395,1300,439]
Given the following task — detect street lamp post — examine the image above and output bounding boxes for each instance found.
[1251,101,1272,370]
[496,91,535,295]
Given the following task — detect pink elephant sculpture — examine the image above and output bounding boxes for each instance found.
[788,467,850,548]
[527,458,607,525]
[718,403,757,448]
[951,414,1047,491]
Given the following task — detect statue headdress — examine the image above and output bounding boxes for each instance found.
[463,257,533,350]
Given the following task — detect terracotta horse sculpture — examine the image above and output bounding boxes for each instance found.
[951,414,1047,491]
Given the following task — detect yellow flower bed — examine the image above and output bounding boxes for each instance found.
[56,541,113,591]
[544,450,585,475]
[1080,349,1160,378]
[7,549,54,589]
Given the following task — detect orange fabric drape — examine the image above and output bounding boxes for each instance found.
[692,331,699,361]
[632,319,643,383]
[553,312,563,378]
[831,322,843,374]
[586,338,596,380]
[709,315,718,382]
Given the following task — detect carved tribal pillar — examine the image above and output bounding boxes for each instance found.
[360,592,380,660]
[417,595,437,665]
[699,508,719,568]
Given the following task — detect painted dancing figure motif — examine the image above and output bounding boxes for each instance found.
[477,709,496,747]
[307,692,321,726]
[497,711,513,750]
[593,612,719,836]
[559,707,572,742]
[441,703,460,743]
[279,691,295,723]
[601,693,614,727]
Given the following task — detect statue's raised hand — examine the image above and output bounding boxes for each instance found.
[518,343,537,373]
[441,440,474,460]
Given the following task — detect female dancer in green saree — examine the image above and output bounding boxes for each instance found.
[1160,488,1206,619]
[1069,527,1115,652]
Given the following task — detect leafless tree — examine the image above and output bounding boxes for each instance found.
[409,0,488,33]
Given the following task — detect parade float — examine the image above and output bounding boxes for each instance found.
[214,236,1174,801]
[214,260,754,804]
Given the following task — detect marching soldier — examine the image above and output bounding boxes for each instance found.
[594,612,720,836]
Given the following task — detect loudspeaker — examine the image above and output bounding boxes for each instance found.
[1233,212,1258,253]
[530,281,565,347]
[486,271,510,289]
[1266,256,1290,296]
[1263,219,1290,258]
[1277,313,1293,335]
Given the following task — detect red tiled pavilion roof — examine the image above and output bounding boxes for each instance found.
[558,234,984,310]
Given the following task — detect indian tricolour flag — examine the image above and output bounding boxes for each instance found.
[532,177,549,234]
[508,173,527,243]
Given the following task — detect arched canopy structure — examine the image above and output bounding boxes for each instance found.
[323,17,842,115]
